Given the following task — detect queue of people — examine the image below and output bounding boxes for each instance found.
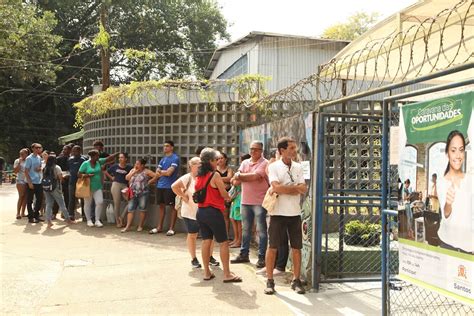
[12,137,309,294]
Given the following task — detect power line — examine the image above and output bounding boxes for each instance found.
[0,28,82,43]
[0,57,102,71]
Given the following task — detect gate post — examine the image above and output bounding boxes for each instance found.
[312,112,325,290]
[381,100,390,316]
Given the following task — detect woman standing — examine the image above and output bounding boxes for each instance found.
[172,157,220,268]
[42,155,74,228]
[78,150,117,227]
[437,130,472,253]
[14,148,30,219]
[195,148,241,282]
[172,157,203,267]
[105,153,133,227]
[122,158,156,232]
[216,152,234,236]
[229,154,250,248]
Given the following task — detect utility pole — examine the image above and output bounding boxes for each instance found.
[100,2,110,91]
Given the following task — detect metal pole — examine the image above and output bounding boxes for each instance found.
[311,110,319,289]
[313,112,325,290]
[383,77,474,102]
[338,80,347,278]
[381,99,390,316]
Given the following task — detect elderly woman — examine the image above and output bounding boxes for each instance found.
[195,148,241,282]
[121,158,156,233]
[78,149,117,227]
[172,157,220,268]
[14,148,30,219]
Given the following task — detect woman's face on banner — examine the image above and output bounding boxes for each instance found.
[447,135,465,172]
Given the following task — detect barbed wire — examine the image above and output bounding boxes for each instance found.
[255,0,473,108]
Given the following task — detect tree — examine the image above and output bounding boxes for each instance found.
[37,0,229,82]
[0,0,63,160]
[322,12,381,41]
[0,0,229,161]
[0,1,61,86]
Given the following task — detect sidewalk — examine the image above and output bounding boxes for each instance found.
[0,184,381,315]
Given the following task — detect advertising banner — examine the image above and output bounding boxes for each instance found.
[398,91,473,306]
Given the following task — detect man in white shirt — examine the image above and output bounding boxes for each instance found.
[265,137,307,295]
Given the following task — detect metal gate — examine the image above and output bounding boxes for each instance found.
[314,103,395,285]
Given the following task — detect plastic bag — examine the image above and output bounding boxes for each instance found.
[106,204,115,223]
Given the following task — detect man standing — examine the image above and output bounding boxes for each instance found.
[68,146,87,221]
[230,140,269,268]
[25,143,44,223]
[265,137,307,295]
[149,140,180,236]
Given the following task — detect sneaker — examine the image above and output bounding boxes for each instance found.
[273,268,284,276]
[291,279,306,294]
[87,220,94,227]
[209,256,220,267]
[256,267,267,275]
[191,258,202,268]
[264,279,275,295]
[95,221,103,228]
[256,257,265,269]
[230,254,250,264]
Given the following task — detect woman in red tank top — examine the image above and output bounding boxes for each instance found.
[195,148,242,283]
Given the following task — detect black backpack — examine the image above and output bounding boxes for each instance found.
[192,172,215,203]
[42,167,57,192]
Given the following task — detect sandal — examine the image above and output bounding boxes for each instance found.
[204,274,215,281]
[149,228,162,234]
[223,275,242,283]
[16,215,21,220]
[137,227,143,232]
[166,230,175,236]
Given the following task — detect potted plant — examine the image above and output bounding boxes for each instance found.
[344,220,381,247]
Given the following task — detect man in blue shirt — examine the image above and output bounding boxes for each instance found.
[24,143,44,223]
[67,145,87,221]
[149,140,180,236]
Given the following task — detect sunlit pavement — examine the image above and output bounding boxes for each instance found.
[0,184,380,315]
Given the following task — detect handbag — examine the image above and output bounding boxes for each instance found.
[75,177,91,198]
[262,187,278,215]
[121,187,134,201]
[228,185,240,202]
[175,175,192,219]
[192,172,215,203]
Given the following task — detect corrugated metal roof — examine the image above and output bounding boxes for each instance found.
[205,31,350,78]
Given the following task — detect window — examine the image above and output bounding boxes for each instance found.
[217,54,248,79]
[427,142,447,189]
[399,145,418,189]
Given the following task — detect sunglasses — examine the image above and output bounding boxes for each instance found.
[287,170,294,183]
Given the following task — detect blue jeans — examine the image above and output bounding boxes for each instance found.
[44,187,69,221]
[240,204,268,258]
[128,192,149,212]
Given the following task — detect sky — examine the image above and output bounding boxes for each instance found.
[216,0,417,42]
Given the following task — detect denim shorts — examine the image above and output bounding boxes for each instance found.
[128,192,149,212]
[196,206,228,243]
[183,217,200,234]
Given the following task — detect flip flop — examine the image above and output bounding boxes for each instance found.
[204,274,215,281]
[223,275,242,283]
